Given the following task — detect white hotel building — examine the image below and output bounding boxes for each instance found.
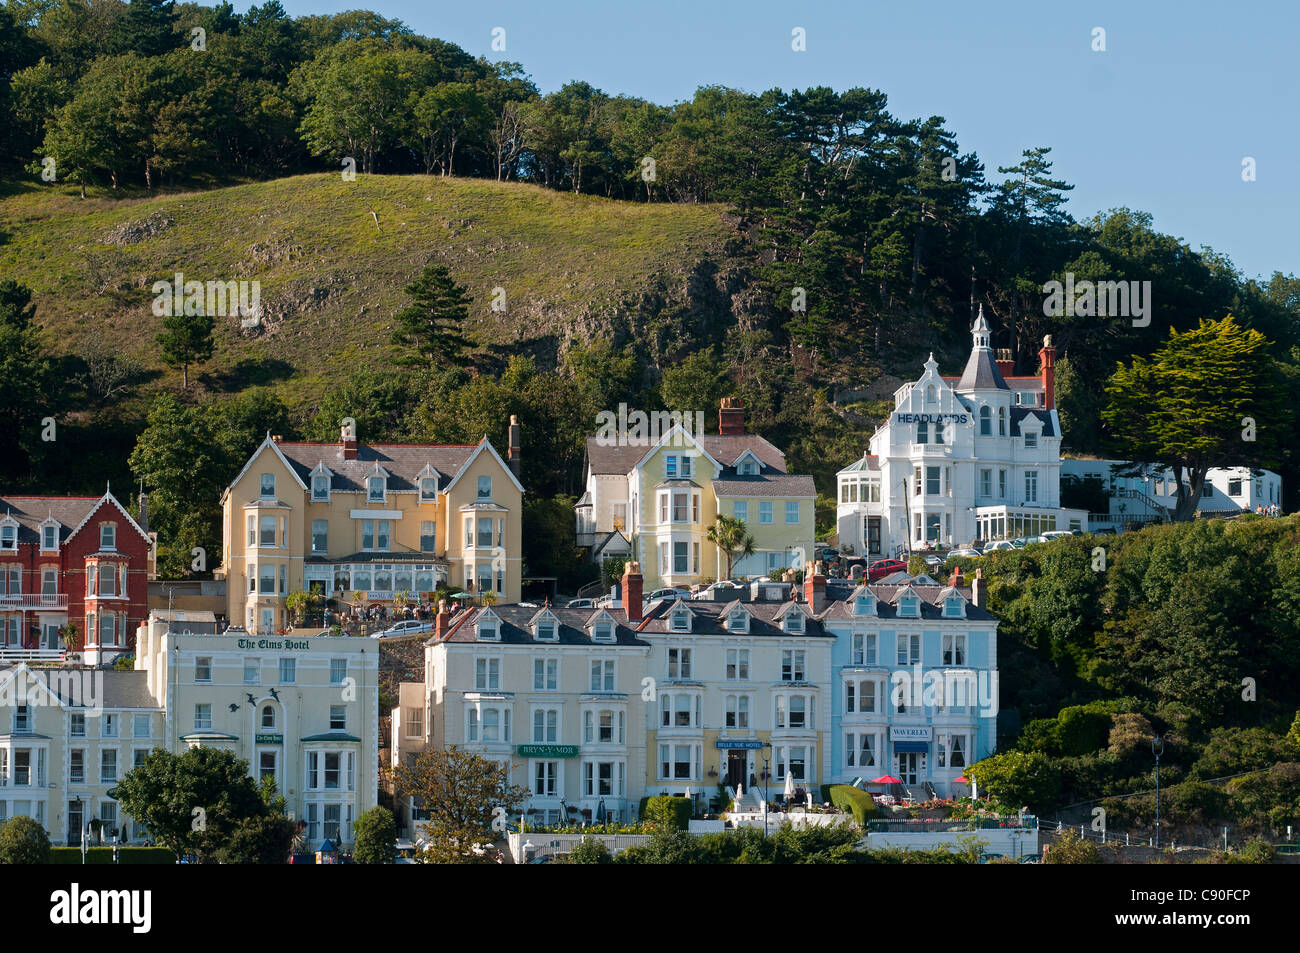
[837,309,1087,557]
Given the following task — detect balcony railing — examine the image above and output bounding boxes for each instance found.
[0,593,69,609]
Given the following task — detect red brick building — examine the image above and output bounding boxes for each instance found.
[0,490,151,663]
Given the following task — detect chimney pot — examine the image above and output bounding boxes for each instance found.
[718,397,745,436]
[621,561,644,622]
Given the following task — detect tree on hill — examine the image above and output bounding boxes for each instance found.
[156,308,216,389]
[390,263,472,364]
[0,280,55,484]
[113,0,178,58]
[1102,315,1286,521]
[410,82,492,176]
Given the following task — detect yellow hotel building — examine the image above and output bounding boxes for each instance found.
[219,420,524,632]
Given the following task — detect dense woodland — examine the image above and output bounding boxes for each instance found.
[2,1,1300,832]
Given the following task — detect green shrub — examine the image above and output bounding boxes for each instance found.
[640,796,692,830]
[0,816,51,863]
[828,785,875,826]
[352,806,397,864]
[563,836,614,864]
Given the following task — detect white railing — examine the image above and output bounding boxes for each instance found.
[0,593,69,609]
[0,648,66,662]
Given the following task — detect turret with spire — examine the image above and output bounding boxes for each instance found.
[956,305,1009,392]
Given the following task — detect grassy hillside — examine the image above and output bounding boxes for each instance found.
[0,174,751,406]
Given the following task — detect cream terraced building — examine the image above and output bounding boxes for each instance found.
[134,612,379,846]
[218,420,525,633]
[0,663,164,846]
[396,599,651,829]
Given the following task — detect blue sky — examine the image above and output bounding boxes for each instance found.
[281,0,1297,281]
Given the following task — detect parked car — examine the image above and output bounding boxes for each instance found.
[1038,530,1075,542]
[692,580,745,600]
[867,558,908,580]
[948,547,983,559]
[814,546,840,563]
[373,619,434,639]
[645,587,691,604]
[922,554,945,569]
[565,598,595,609]
[983,540,1017,552]
[1013,536,1040,547]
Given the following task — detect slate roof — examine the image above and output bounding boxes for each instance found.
[1010,407,1055,438]
[637,599,834,639]
[956,346,1008,391]
[436,605,650,647]
[0,496,100,543]
[817,582,997,623]
[0,667,161,709]
[275,442,478,493]
[711,474,817,498]
[839,455,881,473]
[585,434,788,476]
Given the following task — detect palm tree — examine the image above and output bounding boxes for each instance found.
[707,515,755,580]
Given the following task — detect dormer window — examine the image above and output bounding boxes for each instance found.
[853,595,875,616]
[591,620,614,643]
[740,460,757,475]
[477,617,499,641]
[898,595,919,618]
[99,524,116,551]
[420,477,438,502]
[944,597,965,619]
[41,524,58,551]
[260,473,275,498]
[312,474,330,501]
[1025,431,1038,449]
[367,476,386,502]
[0,523,15,550]
[535,618,557,641]
[670,609,691,632]
[477,476,492,500]
[727,610,749,633]
[783,612,805,634]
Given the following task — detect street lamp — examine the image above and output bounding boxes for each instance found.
[761,742,772,838]
[1152,735,1164,848]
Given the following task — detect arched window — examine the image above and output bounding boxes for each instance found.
[917,420,929,444]
[925,385,935,404]
[998,407,1007,436]
[979,406,991,436]
[261,705,276,729]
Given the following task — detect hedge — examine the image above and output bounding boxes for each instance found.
[50,847,175,864]
[828,785,875,826]
[639,795,692,829]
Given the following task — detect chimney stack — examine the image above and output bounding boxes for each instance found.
[803,560,826,614]
[508,415,522,479]
[994,348,1015,378]
[621,561,644,622]
[719,397,745,436]
[1038,335,1057,410]
[341,421,358,460]
[434,599,452,639]
[972,568,987,608]
[949,566,963,589]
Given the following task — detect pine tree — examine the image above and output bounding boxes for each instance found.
[390,264,472,364]
[156,310,215,389]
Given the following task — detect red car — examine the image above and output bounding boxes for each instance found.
[867,558,908,580]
